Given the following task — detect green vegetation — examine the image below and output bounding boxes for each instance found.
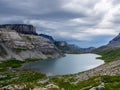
[14,48,28,53]
[45,75,120,90]
[102,76,120,90]
[0,59,24,69]
[24,58,43,62]
[0,58,42,72]
[94,46,120,62]
[0,71,46,88]
[49,76,101,90]
[1,71,120,90]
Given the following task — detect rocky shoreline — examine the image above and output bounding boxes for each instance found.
[1,59,120,90]
[68,59,120,82]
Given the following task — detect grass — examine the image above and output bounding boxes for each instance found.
[94,46,120,62]
[0,70,120,89]
[49,75,120,90]
[0,58,42,72]
[14,48,28,53]
[0,71,46,88]
[49,76,101,90]
[0,71,99,89]
[24,58,43,62]
[101,76,120,90]
[0,59,24,69]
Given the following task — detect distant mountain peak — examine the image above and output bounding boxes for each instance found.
[108,33,120,46]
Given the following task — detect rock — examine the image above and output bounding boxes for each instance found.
[0,24,37,35]
[31,84,59,90]
[72,59,120,83]
[45,84,59,89]
[55,41,68,47]
[0,28,62,61]
[61,88,65,90]
[38,79,49,84]
[108,33,120,46]
[89,83,104,90]
[39,34,55,42]
[2,84,26,90]
[54,41,79,52]
[89,87,96,90]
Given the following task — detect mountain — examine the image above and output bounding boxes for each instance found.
[94,33,120,52]
[54,41,69,50]
[79,47,96,53]
[0,24,37,35]
[0,28,62,61]
[39,34,55,42]
[39,34,96,53]
[93,33,120,62]
[39,34,82,53]
[108,33,120,47]
[54,41,83,53]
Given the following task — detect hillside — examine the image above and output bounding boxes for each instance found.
[108,33,120,46]
[92,33,120,62]
[0,28,61,61]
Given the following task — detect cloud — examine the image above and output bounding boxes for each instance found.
[0,0,120,47]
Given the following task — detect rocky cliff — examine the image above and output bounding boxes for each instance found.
[39,34,55,42]
[108,33,120,46]
[0,24,37,35]
[0,28,61,61]
[54,41,82,53]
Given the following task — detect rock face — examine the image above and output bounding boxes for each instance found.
[54,41,74,51]
[0,28,61,61]
[39,34,55,42]
[55,41,81,53]
[108,33,120,46]
[55,41,68,48]
[0,24,37,35]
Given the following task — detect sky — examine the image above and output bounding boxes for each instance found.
[0,0,120,47]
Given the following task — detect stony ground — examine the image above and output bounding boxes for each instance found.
[72,59,120,82]
[0,60,120,90]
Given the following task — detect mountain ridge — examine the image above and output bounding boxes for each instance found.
[108,33,120,46]
[0,24,37,35]
[0,28,62,61]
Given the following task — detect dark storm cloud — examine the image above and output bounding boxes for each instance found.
[35,11,87,20]
[0,0,63,17]
[0,0,120,47]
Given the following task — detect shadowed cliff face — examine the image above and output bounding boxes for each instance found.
[0,24,37,35]
[0,28,62,61]
[108,33,120,46]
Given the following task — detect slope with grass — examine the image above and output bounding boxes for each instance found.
[1,70,120,90]
[93,46,120,62]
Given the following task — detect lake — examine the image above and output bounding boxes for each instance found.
[22,53,104,76]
